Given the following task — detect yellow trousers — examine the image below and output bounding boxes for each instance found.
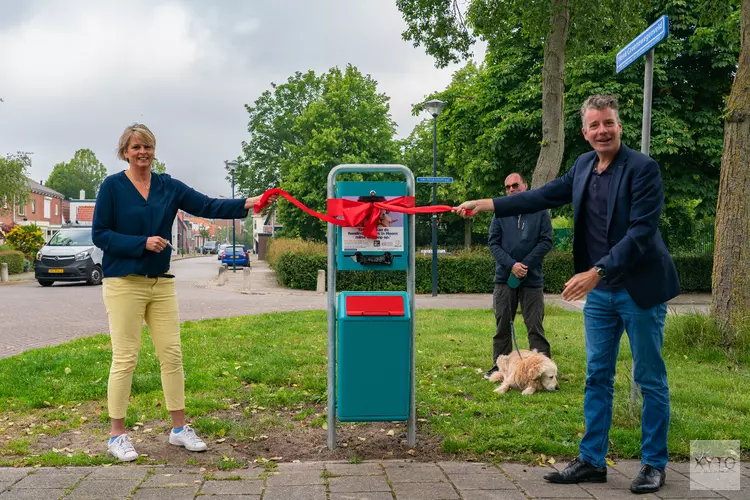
[102,275,183,419]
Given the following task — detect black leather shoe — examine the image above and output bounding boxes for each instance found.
[543,457,607,484]
[630,464,665,494]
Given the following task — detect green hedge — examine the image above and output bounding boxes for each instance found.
[0,250,25,275]
[673,254,714,292]
[273,248,712,294]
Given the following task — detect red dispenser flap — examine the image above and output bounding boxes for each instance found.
[345,295,405,316]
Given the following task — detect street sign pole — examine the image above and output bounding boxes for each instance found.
[616,15,668,412]
[416,175,452,296]
[641,49,654,155]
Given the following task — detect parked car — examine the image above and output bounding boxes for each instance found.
[220,245,249,267]
[217,244,230,260]
[202,241,218,254]
[34,227,103,287]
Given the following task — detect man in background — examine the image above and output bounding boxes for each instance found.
[485,172,553,381]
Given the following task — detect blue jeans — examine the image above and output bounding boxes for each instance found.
[579,288,669,469]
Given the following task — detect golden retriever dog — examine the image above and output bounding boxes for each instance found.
[488,349,559,395]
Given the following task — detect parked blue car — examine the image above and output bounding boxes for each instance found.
[220,245,249,267]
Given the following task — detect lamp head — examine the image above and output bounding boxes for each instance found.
[423,99,447,117]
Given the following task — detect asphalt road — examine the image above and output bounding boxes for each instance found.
[0,255,707,359]
[0,256,326,359]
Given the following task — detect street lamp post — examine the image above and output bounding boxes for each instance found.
[423,99,447,297]
[225,161,239,273]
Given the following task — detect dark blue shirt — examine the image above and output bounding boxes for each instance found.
[93,171,247,278]
[583,161,623,289]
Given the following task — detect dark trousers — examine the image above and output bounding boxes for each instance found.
[492,284,550,364]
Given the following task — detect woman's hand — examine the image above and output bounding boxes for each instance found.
[245,193,278,210]
[146,236,168,253]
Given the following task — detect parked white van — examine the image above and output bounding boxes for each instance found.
[34,226,103,287]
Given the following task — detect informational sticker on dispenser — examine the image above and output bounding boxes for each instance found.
[341,195,405,251]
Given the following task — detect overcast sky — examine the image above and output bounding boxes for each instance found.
[0,0,484,198]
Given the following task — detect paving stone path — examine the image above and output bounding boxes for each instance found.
[0,459,745,499]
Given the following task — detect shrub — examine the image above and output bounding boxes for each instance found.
[269,239,712,294]
[6,224,45,260]
[0,250,25,274]
[267,238,326,269]
[673,254,713,292]
[541,251,576,293]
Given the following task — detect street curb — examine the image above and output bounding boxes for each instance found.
[0,279,34,286]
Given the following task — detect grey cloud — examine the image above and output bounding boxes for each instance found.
[1,0,480,198]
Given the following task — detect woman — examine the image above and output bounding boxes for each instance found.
[93,123,274,461]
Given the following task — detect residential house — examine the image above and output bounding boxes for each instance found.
[175,211,194,254]
[251,209,282,260]
[0,178,66,241]
[182,215,219,251]
[68,190,96,225]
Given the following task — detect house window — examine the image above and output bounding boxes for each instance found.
[18,203,26,216]
[44,197,51,219]
[55,204,59,216]
[31,200,36,214]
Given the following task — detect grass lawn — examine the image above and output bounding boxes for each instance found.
[0,307,747,467]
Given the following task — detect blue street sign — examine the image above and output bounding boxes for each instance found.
[616,15,669,73]
[417,177,453,183]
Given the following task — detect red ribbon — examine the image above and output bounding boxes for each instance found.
[254,188,468,239]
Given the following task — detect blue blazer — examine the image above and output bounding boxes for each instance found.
[93,171,247,279]
[492,144,680,309]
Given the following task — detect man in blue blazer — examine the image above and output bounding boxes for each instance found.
[455,94,679,494]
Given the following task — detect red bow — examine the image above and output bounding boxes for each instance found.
[254,188,468,239]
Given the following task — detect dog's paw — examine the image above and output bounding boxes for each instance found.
[494,383,510,394]
[488,371,503,383]
[521,387,536,395]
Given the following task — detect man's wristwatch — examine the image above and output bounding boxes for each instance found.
[593,265,606,279]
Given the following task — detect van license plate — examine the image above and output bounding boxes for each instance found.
[49,269,64,274]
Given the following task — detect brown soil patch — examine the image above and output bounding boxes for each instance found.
[12,405,459,469]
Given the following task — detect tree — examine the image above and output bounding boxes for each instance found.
[235,70,324,197]
[215,225,233,244]
[0,153,30,213]
[280,65,399,240]
[712,0,750,338]
[237,65,399,240]
[46,149,107,199]
[402,0,740,248]
[151,158,167,174]
[397,0,647,187]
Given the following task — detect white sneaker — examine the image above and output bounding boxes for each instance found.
[107,434,138,461]
[168,425,207,452]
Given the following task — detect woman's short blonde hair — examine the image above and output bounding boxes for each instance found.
[117,123,156,161]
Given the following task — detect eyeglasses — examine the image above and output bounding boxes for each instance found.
[505,182,521,191]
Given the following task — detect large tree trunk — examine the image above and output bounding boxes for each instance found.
[712,0,750,339]
[531,0,569,189]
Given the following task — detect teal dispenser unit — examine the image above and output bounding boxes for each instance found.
[326,164,416,450]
